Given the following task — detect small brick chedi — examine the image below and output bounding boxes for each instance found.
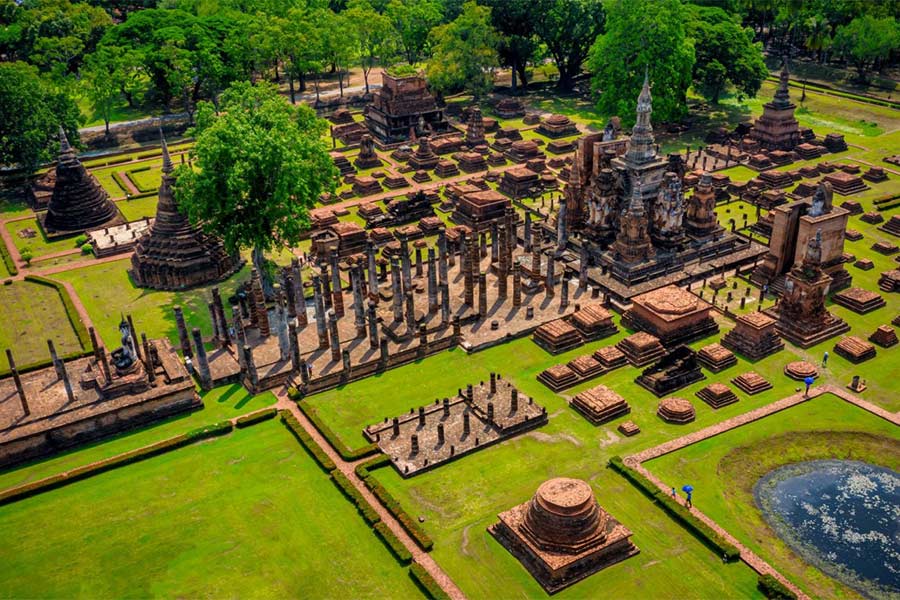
[42,127,119,235]
[130,137,241,290]
[622,285,717,347]
[750,60,800,150]
[489,477,639,594]
[721,311,784,361]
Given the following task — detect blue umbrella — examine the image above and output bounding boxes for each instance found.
[682,484,694,493]
[804,376,815,386]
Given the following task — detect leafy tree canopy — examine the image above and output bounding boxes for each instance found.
[426,1,498,99]
[533,0,605,91]
[0,60,80,172]
[386,0,442,64]
[832,15,900,80]
[175,82,337,274]
[589,0,695,125]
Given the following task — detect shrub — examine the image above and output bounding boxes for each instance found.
[374,522,412,564]
[80,243,93,255]
[364,477,434,551]
[19,248,32,266]
[75,234,88,246]
[279,410,335,472]
[0,421,233,506]
[234,408,278,428]
[355,454,392,480]
[408,563,450,600]
[24,275,91,351]
[286,386,302,401]
[608,456,740,562]
[757,574,798,599]
[0,240,17,275]
[297,401,379,461]
[331,470,380,525]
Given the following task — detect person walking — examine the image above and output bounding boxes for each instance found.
[823,351,829,367]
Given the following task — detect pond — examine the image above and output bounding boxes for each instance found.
[754,459,899,599]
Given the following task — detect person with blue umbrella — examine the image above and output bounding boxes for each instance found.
[804,375,815,397]
[682,484,693,508]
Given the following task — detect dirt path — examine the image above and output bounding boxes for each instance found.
[274,389,467,600]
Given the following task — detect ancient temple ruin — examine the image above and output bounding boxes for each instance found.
[750,61,800,150]
[489,477,639,593]
[557,73,765,300]
[41,127,119,236]
[130,135,241,290]
[364,72,450,144]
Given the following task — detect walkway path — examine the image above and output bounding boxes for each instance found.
[625,384,899,600]
[273,389,467,600]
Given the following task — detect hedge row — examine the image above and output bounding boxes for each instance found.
[408,563,450,600]
[0,239,17,276]
[111,171,131,194]
[355,453,392,480]
[757,574,798,599]
[24,275,91,351]
[331,470,380,525]
[374,521,413,564]
[364,477,434,551]
[0,420,233,506]
[279,410,336,472]
[296,401,379,461]
[608,456,740,562]
[286,386,302,401]
[126,167,157,194]
[234,408,278,428]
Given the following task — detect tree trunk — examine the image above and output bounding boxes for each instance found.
[363,66,370,95]
[517,62,528,90]
[314,74,321,105]
[510,59,518,94]
[289,74,296,104]
[556,63,576,92]
[339,68,344,97]
[298,70,306,92]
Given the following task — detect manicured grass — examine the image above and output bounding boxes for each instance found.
[0,279,81,365]
[647,394,899,599]
[5,218,84,258]
[0,419,421,599]
[0,384,276,492]
[116,195,159,222]
[51,258,250,349]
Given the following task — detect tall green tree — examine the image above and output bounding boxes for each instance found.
[426,1,498,99]
[687,6,767,103]
[80,44,125,136]
[0,61,80,172]
[589,0,695,124]
[533,0,605,91]
[386,0,442,64]
[175,82,337,282]
[832,16,900,81]
[345,0,395,95]
[481,0,536,94]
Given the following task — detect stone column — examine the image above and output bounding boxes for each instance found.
[330,251,344,318]
[88,326,110,383]
[47,339,64,381]
[545,257,555,296]
[191,327,211,388]
[480,231,488,258]
[390,256,404,322]
[427,247,438,313]
[458,230,467,273]
[212,287,229,346]
[490,221,499,262]
[415,246,423,278]
[532,241,542,278]
[342,349,352,377]
[352,265,367,339]
[560,274,569,308]
[141,333,155,383]
[405,290,416,331]
[578,245,589,291]
[400,234,412,293]
[512,263,521,307]
[173,306,192,358]
[243,345,258,387]
[275,288,290,362]
[283,271,297,321]
[557,202,567,251]
[477,272,487,318]
[367,301,379,349]
[292,258,308,326]
[250,268,270,337]
[524,211,532,251]
[440,283,450,325]
[207,301,220,344]
[379,338,389,370]
[289,322,302,372]
[452,315,461,341]
[232,305,246,365]
[437,228,449,286]
[464,237,475,306]
[366,241,379,300]
[418,324,428,357]
[497,224,508,299]
[312,274,328,349]
[328,309,341,363]
[5,349,28,416]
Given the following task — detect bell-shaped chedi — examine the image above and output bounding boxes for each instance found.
[130,134,241,290]
[42,127,119,235]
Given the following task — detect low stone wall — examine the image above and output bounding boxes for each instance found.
[0,388,201,469]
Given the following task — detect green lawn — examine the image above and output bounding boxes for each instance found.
[0,279,82,366]
[51,259,250,349]
[647,394,899,599]
[5,218,85,258]
[116,195,159,222]
[0,384,275,491]
[0,419,421,599]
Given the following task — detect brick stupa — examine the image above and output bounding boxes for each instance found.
[489,478,639,594]
[42,127,119,235]
[751,60,800,150]
[130,135,241,290]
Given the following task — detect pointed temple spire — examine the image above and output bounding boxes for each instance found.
[43,125,118,235]
[625,67,657,165]
[129,131,241,290]
[772,57,792,109]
